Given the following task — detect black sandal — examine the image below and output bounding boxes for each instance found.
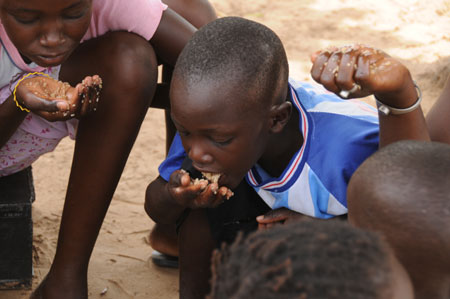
[151,250,179,269]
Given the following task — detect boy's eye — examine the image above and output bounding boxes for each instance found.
[212,137,233,146]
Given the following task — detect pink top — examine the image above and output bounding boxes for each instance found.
[0,0,167,176]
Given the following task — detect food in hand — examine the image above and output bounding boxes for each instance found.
[201,172,221,184]
[25,77,72,101]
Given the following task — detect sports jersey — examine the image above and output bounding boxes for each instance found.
[159,78,379,218]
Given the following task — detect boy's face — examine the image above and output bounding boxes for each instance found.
[170,76,272,189]
[0,0,92,67]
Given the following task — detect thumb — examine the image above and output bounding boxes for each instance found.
[26,93,69,112]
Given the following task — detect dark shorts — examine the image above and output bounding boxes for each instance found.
[177,158,271,247]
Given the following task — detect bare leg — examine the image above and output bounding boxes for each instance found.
[149,222,179,257]
[32,32,158,299]
[179,209,215,299]
[149,0,217,260]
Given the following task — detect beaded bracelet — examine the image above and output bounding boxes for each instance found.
[13,72,50,113]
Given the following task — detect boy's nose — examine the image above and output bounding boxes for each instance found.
[188,143,214,166]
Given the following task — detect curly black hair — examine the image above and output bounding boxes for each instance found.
[208,220,393,299]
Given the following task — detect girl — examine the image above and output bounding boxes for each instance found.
[0,0,201,298]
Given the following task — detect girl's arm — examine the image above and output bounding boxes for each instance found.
[150,7,197,66]
[0,95,28,148]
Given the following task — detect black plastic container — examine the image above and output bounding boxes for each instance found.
[0,167,34,289]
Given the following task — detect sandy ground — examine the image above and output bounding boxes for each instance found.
[2,0,449,298]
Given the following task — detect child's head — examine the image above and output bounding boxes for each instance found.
[0,0,92,67]
[348,140,450,298]
[170,16,290,189]
[208,220,413,299]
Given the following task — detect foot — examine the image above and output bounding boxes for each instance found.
[30,272,88,299]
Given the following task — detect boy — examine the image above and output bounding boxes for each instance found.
[347,140,450,299]
[145,17,429,298]
[208,220,414,299]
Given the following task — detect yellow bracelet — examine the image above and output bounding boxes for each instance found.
[13,72,51,113]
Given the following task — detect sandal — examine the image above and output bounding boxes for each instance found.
[151,250,179,268]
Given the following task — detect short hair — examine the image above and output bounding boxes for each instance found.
[208,220,394,299]
[348,140,450,277]
[174,16,289,108]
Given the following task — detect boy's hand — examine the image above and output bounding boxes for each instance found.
[256,208,311,230]
[310,44,418,109]
[167,169,234,209]
[16,75,102,121]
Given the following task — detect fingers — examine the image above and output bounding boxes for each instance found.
[193,183,233,208]
[256,213,288,224]
[310,50,331,83]
[311,44,386,98]
[337,47,359,90]
[76,75,102,117]
[256,208,307,230]
[354,53,371,86]
[169,170,233,209]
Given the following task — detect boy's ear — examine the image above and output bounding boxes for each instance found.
[268,102,292,133]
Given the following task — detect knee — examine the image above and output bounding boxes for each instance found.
[99,32,158,101]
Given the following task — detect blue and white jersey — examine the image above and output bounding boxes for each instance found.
[159,78,379,219]
[245,79,379,218]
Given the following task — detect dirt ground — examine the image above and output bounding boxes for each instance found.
[2,0,449,298]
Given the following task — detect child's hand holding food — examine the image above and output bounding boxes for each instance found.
[15,74,102,121]
[167,169,234,209]
[310,44,419,113]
